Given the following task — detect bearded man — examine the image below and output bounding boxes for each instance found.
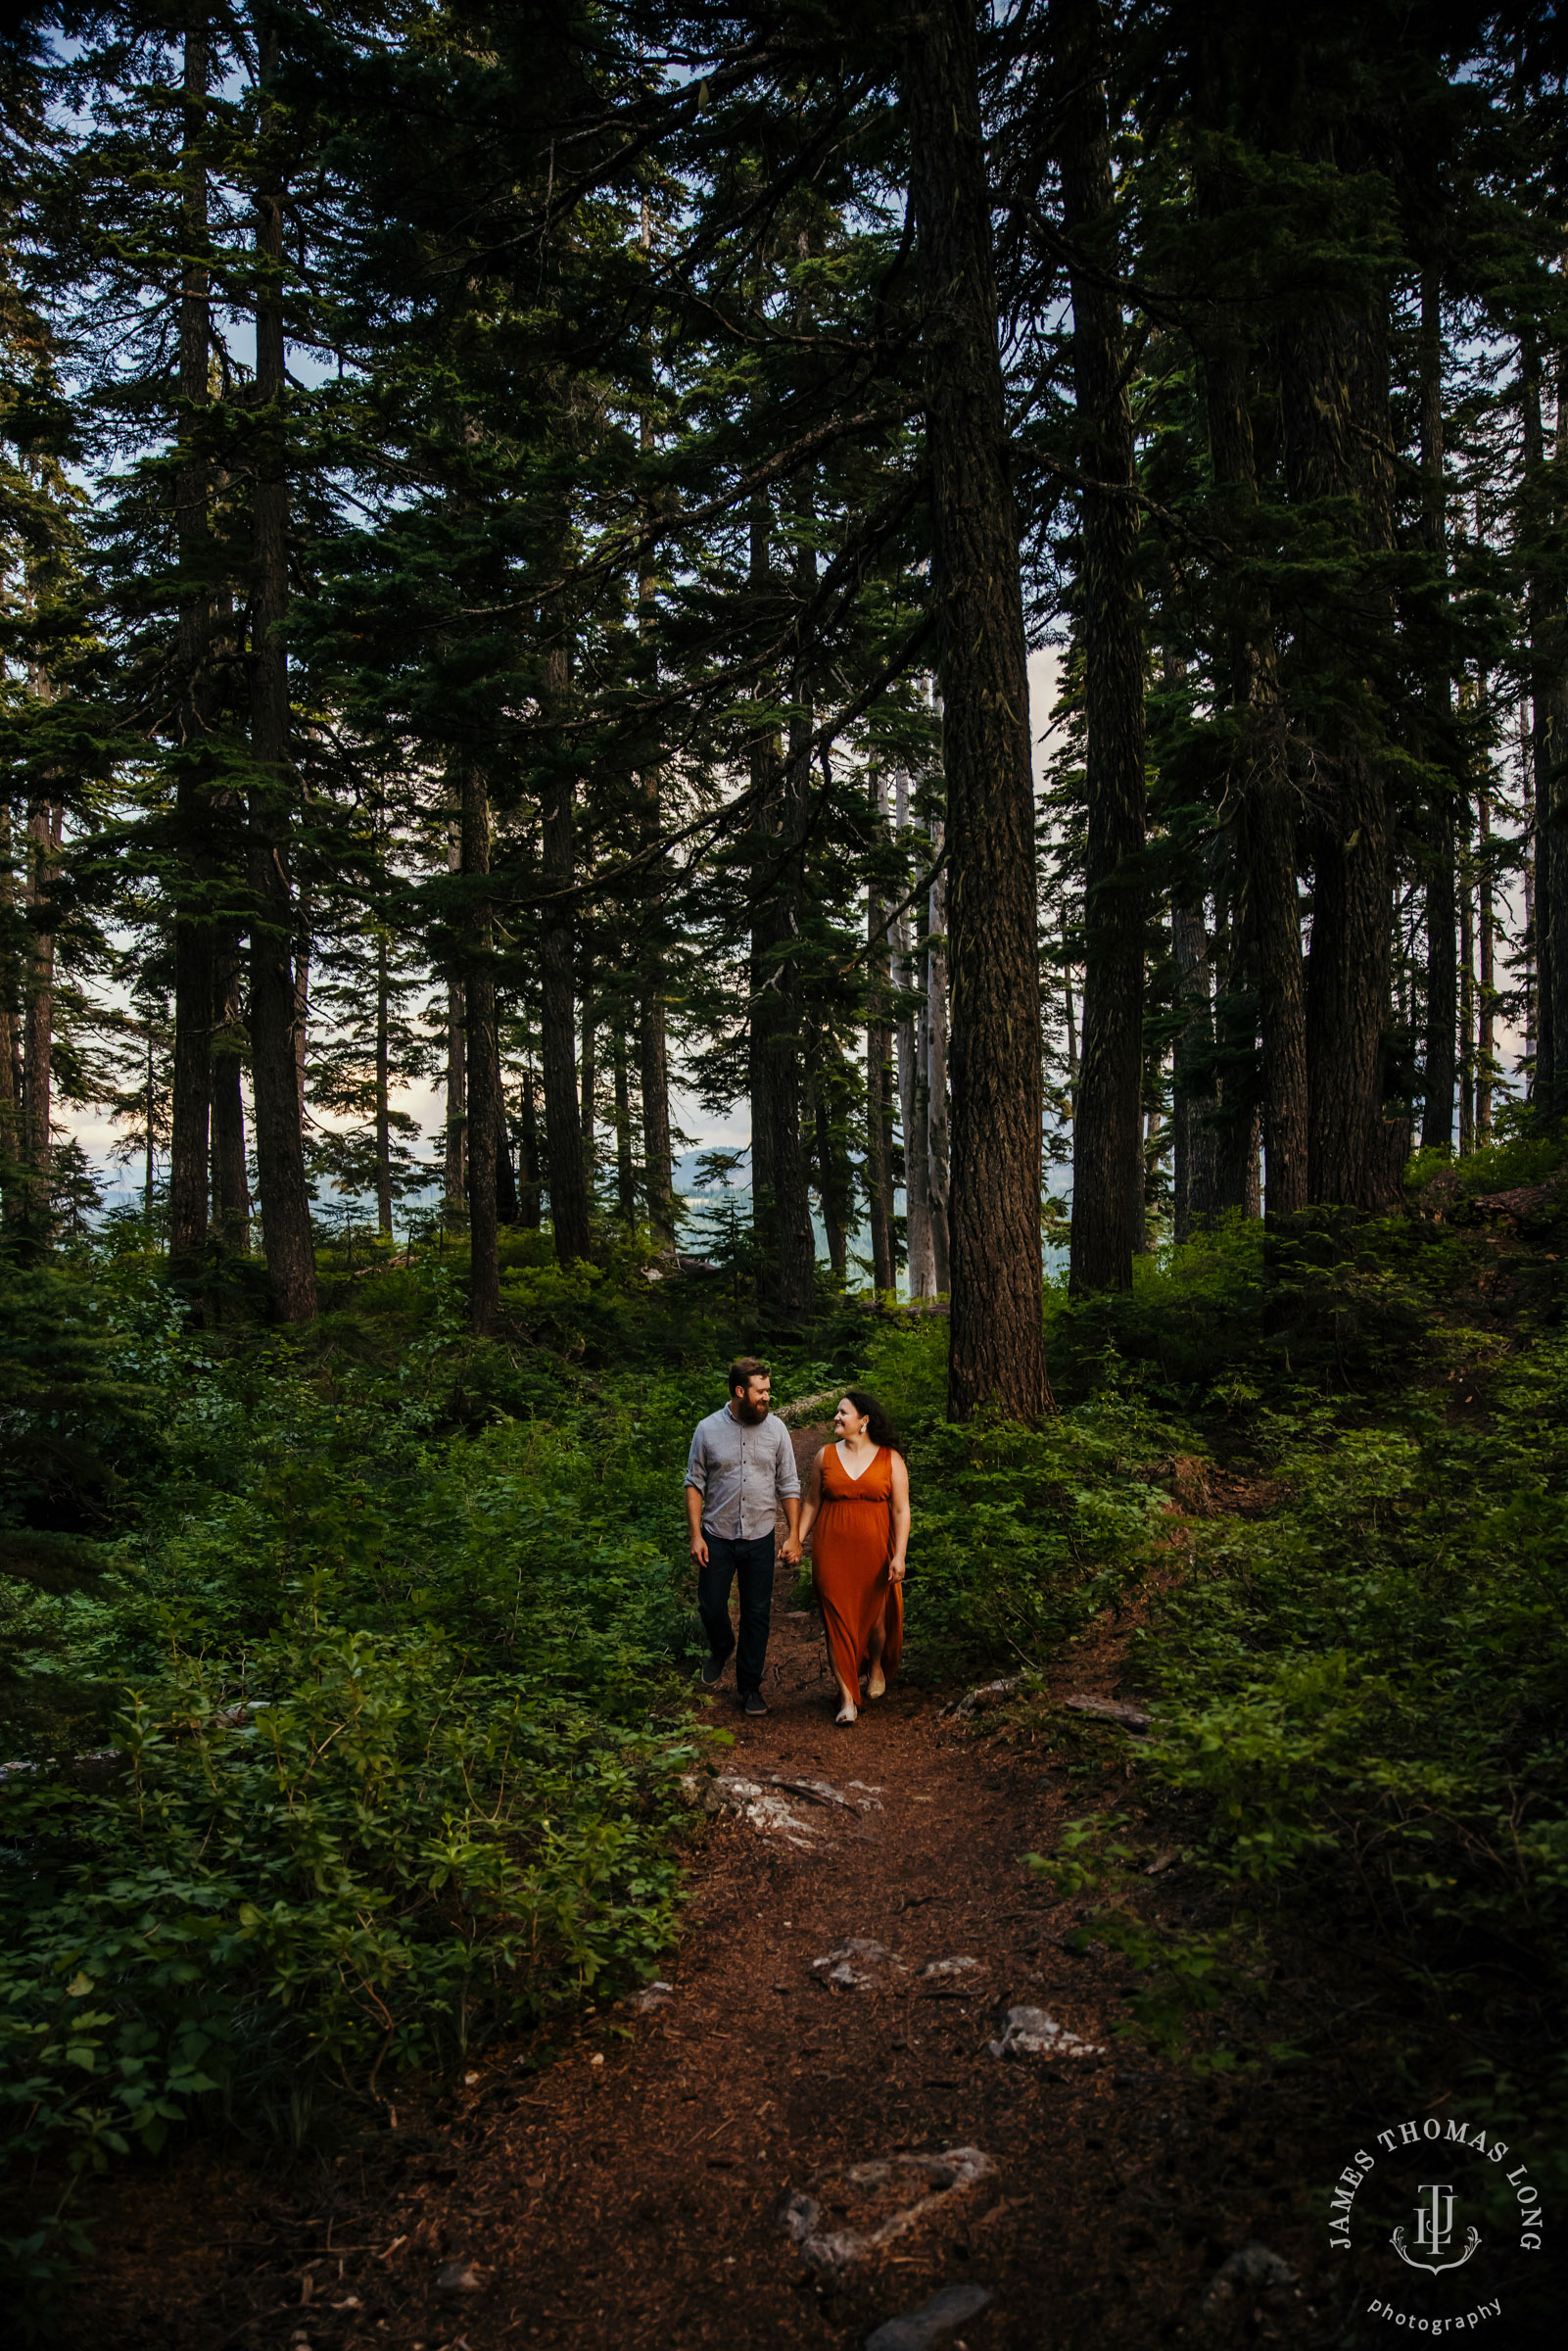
[683,1357,802,1715]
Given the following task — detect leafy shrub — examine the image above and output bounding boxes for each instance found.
[1136,1338,1568,1977]
[0,1605,690,2183]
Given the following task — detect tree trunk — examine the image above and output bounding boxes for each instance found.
[896,774,935,1297]
[865,770,896,1294]
[746,516,817,1319]
[518,1064,543,1229]
[442,819,466,1220]
[144,1031,157,1219]
[541,674,592,1263]
[292,901,309,1125]
[496,1079,519,1227]
[1478,784,1495,1141]
[1459,863,1475,1155]
[905,0,1048,1414]
[1281,279,1401,1205]
[926,823,951,1293]
[168,9,215,1286]
[612,1030,637,1225]
[461,765,499,1330]
[640,981,675,1253]
[1060,0,1146,1296]
[0,807,19,1224]
[21,799,60,1245]
[1524,337,1568,1114]
[813,1080,849,1283]
[247,24,315,1322]
[1201,315,1307,1218]
[374,929,393,1236]
[1419,274,1457,1151]
[1171,897,1218,1241]
[211,933,250,1248]
[580,991,596,1172]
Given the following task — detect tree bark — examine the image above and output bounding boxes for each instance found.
[1524,337,1568,1113]
[1459,860,1475,1154]
[926,821,951,1293]
[865,769,896,1294]
[292,900,309,1125]
[374,929,393,1236]
[1419,273,1457,1151]
[612,1029,637,1225]
[906,0,1048,1415]
[747,514,817,1318]
[1200,330,1308,1218]
[896,772,935,1297]
[461,765,499,1329]
[518,1064,543,1228]
[541,666,592,1263]
[0,806,20,1224]
[21,798,60,1245]
[1477,784,1495,1141]
[1281,279,1402,1205]
[1171,897,1218,1240]
[639,979,675,1253]
[442,820,465,1220]
[496,1077,519,1227]
[246,19,315,1321]
[168,8,215,1285]
[580,991,596,1171]
[211,933,250,1248]
[1060,0,1146,1296]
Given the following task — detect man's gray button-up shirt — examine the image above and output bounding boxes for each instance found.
[684,1405,800,1541]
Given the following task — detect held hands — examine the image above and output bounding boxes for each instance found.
[888,1559,907,1584]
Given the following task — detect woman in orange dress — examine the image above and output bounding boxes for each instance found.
[797,1391,910,1726]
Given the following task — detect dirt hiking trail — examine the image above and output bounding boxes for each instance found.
[60,1426,1338,2351]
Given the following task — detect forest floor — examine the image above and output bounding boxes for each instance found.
[55,1427,1407,2350]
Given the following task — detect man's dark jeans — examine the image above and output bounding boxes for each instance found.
[698,1531,775,1696]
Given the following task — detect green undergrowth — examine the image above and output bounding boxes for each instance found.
[1016,1129,1568,2203]
[6,1131,1568,2299]
[1,1231,853,2294]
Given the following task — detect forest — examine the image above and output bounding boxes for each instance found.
[2,3,1566,2345]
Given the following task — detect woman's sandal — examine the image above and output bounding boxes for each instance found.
[866,1672,886,1701]
[835,1703,858,1726]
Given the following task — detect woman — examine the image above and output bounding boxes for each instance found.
[797,1391,909,1725]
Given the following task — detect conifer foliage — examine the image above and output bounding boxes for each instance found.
[0,2,1563,1388]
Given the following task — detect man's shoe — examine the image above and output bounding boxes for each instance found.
[701,1651,730,1688]
[741,1690,769,1716]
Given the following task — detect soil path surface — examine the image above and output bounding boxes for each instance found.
[60,1427,1324,2351]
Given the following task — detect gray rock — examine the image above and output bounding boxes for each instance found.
[626,1980,675,2015]
[940,1676,1021,1720]
[987,2005,1103,2060]
[1203,2241,1298,2311]
[784,2147,994,2279]
[866,2283,995,2351]
[811,1938,910,1991]
[435,2260,487,2294]
[687,1772,822,1849]
[920,1956,981,1980]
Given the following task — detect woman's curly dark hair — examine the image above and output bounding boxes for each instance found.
[841,1389,902,1454]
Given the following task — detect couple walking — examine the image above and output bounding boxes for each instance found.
[684,1358,909,1726]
